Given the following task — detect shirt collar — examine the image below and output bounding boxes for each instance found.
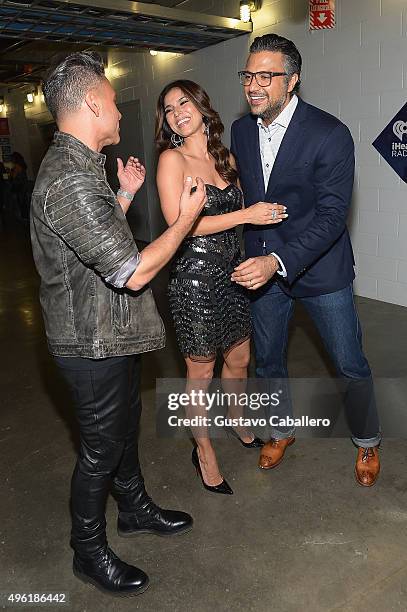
[257,94,298,131]
[53,131,106,166]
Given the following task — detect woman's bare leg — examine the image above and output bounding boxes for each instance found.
[185,357,223,486]
[221,339,253,443]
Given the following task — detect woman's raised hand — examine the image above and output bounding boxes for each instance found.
[243,202,288,225]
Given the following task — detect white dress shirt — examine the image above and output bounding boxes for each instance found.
[257,94,298,278]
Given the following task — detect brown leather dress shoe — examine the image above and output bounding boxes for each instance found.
[355,446,380,487]
[258,436,295,470]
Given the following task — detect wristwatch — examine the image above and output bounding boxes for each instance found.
[117,189,135,202]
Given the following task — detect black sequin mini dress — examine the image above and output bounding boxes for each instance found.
[168,183,251,361]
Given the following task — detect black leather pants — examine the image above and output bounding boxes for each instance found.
[55,355,147,556]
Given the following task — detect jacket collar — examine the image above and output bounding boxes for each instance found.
[53,131,106,167]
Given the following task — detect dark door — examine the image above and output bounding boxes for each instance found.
[103,99,150,242]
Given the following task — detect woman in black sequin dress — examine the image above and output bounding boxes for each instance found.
[155,80,287,493]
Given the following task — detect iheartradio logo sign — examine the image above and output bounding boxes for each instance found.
[393,120,407,142]
[372,102,407,182]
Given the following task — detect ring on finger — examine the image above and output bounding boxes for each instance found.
[271,210,277,220]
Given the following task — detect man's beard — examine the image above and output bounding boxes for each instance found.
[258,96,286,124]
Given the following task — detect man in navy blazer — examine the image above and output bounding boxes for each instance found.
[231,34,381,486]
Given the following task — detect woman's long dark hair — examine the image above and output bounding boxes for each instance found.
[155,79,238,185]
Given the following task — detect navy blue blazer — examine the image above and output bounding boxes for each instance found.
[230,97,356,297]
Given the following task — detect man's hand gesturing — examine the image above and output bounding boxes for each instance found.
[117,156,146,195]
[231,255,279,290]
[178,176,207,223]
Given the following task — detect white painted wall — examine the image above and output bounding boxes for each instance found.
[253,0,407,306]
[5,0,406,305]
[107,0,406,305]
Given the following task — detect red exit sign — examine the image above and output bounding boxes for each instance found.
[309,0,335,30]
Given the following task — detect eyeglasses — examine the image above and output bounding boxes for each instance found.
[238,70,288,87]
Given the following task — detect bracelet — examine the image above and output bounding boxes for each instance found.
[117,189,135,201]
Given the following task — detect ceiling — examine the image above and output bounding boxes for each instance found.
[129,1,189,6]
[0,0,250,87]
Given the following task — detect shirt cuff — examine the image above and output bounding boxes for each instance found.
[104,252,140,288]
[270,252,287,278]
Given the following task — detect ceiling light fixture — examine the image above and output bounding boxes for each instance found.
[239,1,260,23]
[149,49,158,56]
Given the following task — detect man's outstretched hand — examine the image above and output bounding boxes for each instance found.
[178,176,207,223]
[117,156,146,195]
[231,255,279,290]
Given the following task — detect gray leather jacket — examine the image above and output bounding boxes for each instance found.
[30,131,165,358]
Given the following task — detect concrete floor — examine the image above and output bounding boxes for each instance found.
[1,217,407,612]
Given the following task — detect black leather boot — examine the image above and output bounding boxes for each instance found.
[57,355,151,596]
[113,468,193,537]
[69,442,150,595]
[117,502,193,537]
[73,546,149,597]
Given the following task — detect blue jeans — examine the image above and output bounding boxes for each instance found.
[251,282,381,448]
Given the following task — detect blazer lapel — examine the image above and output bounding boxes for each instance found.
[265,98,308,198]
[246,115,265,201]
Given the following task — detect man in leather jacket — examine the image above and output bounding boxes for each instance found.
[30,51,206,597]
